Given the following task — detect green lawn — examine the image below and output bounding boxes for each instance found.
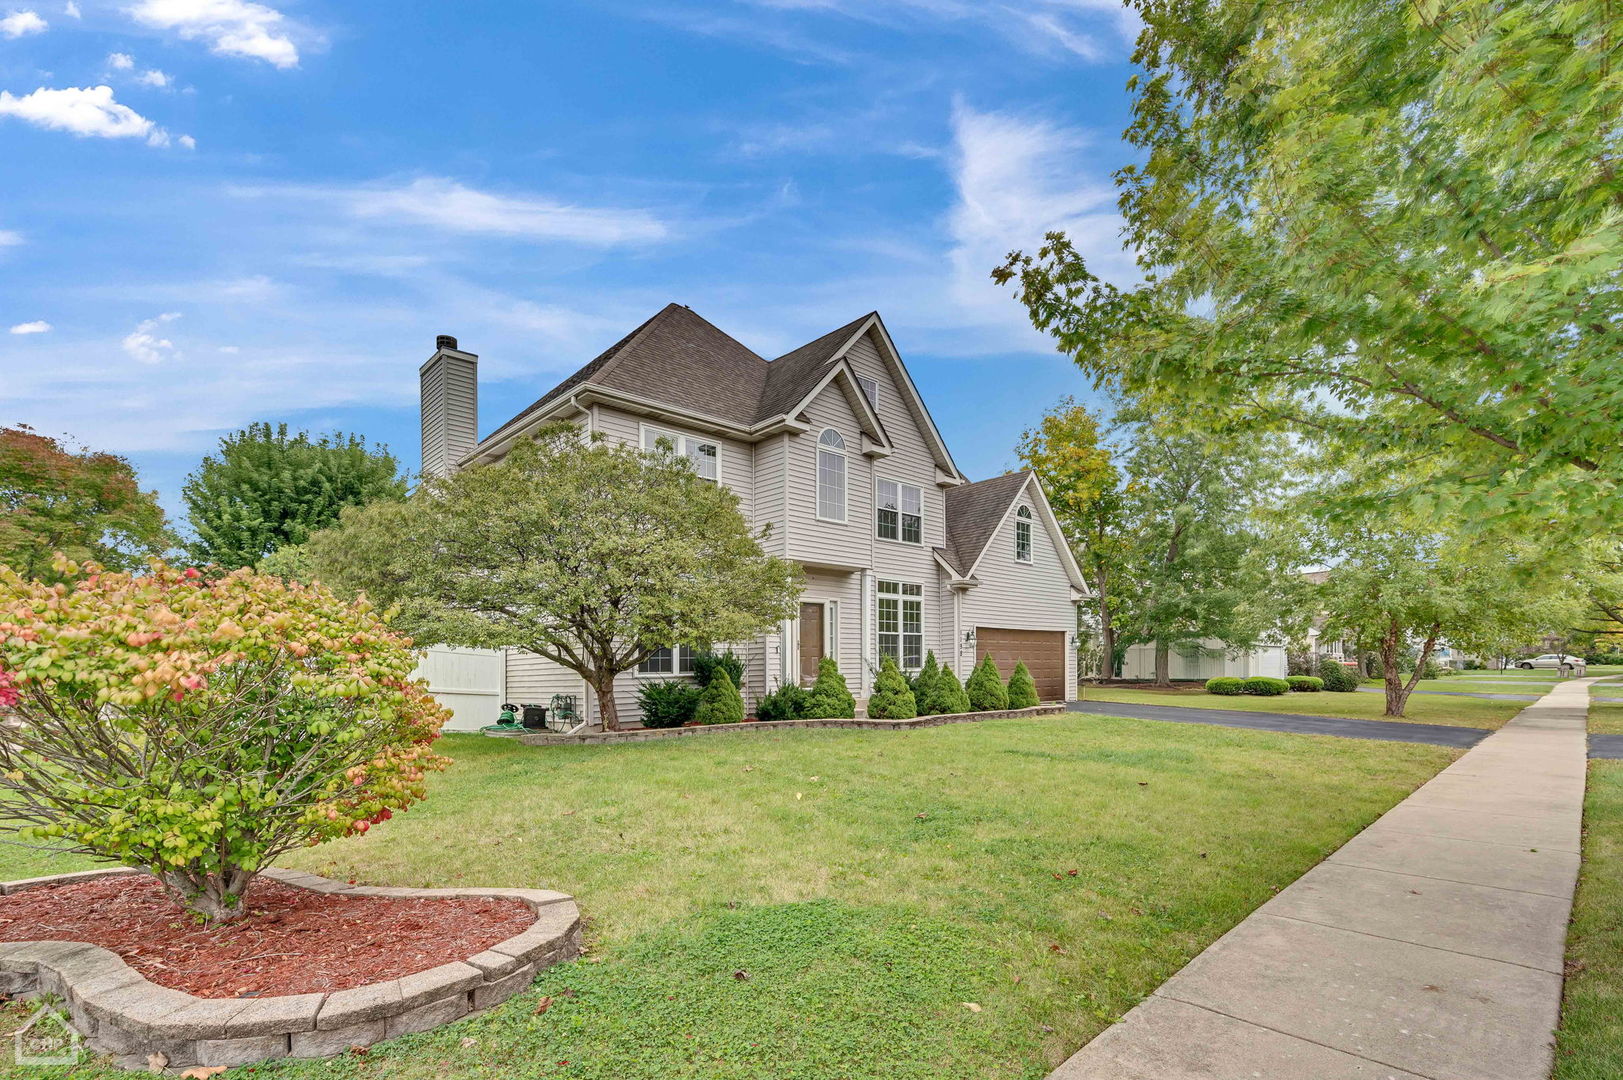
[0,721,1454,1080]
[1554,760,1623,1079]
[1589,702,1623,736]
[1079,686,1523,729]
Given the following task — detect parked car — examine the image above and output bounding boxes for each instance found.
[1517,654,1586,671]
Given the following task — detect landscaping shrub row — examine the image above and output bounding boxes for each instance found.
[1205,675,1292,696]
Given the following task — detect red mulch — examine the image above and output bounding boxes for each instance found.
[0,875,535,998]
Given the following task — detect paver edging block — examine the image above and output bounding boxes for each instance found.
[0,867,582,1069]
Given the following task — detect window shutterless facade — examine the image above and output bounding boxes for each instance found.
[816,428,847,522]
[641,424,719,483]
[877,579,923,670]
[876,479,922,544]
[1015,505,1033,562]
[638,645,696,675]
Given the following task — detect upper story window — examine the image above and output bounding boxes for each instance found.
[856,375,879,412]
[639,645,696,675]
[1015,505,1033,563]
[877,479,922,544]
[877,579,923,670]
[817,428,847,523]
[642,425,719,483]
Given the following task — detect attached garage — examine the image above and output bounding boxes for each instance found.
[975,627,1067,702]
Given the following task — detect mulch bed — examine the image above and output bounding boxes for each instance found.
[0,874,534,998]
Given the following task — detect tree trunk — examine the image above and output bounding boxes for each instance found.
[590,673,620,731]
[1096,572,1116,683]
[159,867,255,923]
[1381,623,1406,717]
[1154,641,1171,687]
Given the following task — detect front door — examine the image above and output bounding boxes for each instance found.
[799,603,825,685]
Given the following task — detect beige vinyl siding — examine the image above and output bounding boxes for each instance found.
[958,478,1080,700]
[784,382,871,568]
[754,434,788,557]
[504,648,587,712]
[420,353,477,477]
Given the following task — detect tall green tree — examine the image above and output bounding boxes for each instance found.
[184,423,406,569]
[304,426,801,731]
[0,425,171,581]
[997,0,1623,534]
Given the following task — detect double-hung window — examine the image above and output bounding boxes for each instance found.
[856,375,879,412]
[642,425,719,483]
[877,580,923,670]
[639,645,696,675]
[816,429,847,522]
[1015,505,1033,563]
[876,479,922,544]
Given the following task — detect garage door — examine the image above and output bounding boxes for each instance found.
[976,628,1066,702]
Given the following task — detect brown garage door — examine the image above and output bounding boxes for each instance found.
[976,628,1066,702]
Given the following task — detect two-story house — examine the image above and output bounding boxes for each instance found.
[418,303,1087,725]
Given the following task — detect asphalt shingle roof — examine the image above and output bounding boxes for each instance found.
[938,470,1032,576]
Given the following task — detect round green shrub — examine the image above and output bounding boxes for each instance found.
[1286,675,1324,692]
[867,656,918,719]
[693,669,744,724]
[803,657,856,719]
[966,655,1010,712]
[692,649,745,689]
[922,664,971,715]
[1317,662,1360,692]
[1205,676,1245,695]
[756,683,809,723]
[1241,676,1291,696]
[636,680,702,727]
[1006,660,1040,709]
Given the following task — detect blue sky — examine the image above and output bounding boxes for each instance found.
[1,0,1139,524]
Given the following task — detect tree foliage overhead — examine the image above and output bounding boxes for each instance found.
[306,426,801,731]
[0,425,172,582]
[184,422,407,569]
[997,0,1623,532]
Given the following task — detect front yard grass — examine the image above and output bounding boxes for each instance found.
[1554,760,1623,1079]
[1079,685,1522,728]
[0,718,1454,1080]
[1588,702,1623,735]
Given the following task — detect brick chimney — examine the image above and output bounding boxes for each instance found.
[419,334,478,478]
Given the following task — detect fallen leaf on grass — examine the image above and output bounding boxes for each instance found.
[795,792,803,800]
[961,1002,982,1012]
[916,812,929,819]
[179,1068,227,1079]
[460,1037,478,1048]
[1067,869,1077,876]
[732,969,750,981]
[146,1053,168,1073]
[533,995,554,1015]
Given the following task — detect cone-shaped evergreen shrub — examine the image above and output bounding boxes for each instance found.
[866,655,918,719]
[966,655,1009,711]
[693,669,744,724]
[803,657,856,719]
[1006,660,1039,708]
[912,651,942,715]
[923,664,971,714]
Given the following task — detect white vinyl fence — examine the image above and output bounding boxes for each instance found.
[411,645,505,732]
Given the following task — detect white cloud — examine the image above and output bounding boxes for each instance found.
[0,229,22,246]
[0,85,174,145]
[9,320,51,334]
[0,9,47,37]
[240,177,673,246]
[107,51,135,69]
[127,0,301,68]
[177,132,195,148]
[121,311,180,363]
[63,0,79,16]
[136,68,171,87]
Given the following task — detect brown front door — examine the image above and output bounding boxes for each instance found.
[799,603,825,685]
[976,627,1066,701]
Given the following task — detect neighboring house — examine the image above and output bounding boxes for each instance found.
[1118,639,1288,681]
[418,304,1088,726]
[1301,569,1357,666]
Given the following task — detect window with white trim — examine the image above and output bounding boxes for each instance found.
[641,425,719,483]
[877,580,923,670]
[876,479,922,544]
[639,645,696,675]
[1015,505,1033,563]
[816,428,847,522]
[856,374,879,412]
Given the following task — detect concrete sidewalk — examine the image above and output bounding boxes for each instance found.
[1051,679,1594,1080]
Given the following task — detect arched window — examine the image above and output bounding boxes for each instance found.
[817,429,847,522]
[1015,505,1033,562]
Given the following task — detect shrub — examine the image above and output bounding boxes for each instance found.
[912,652,942,715]
[1285,649,1318,676]
[693,669,744,725]
[1286,675,1323,692]
[922,664,971,715]
[1006,660,1039,708]
[966,655,1010,712]
[1206,676,1245,695]
[803,658,856,719]
[1241,676,1291,696]
[0,558,450,923]
[867,656,918,719]
[756,683,809,723]
[1417,657,1443,680]
[1318,662,1360,692]
[636,680,701,728]
[692,649,745,690]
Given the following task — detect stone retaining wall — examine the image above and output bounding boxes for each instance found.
[511,703,1066,745]
[0,867,581,1071]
